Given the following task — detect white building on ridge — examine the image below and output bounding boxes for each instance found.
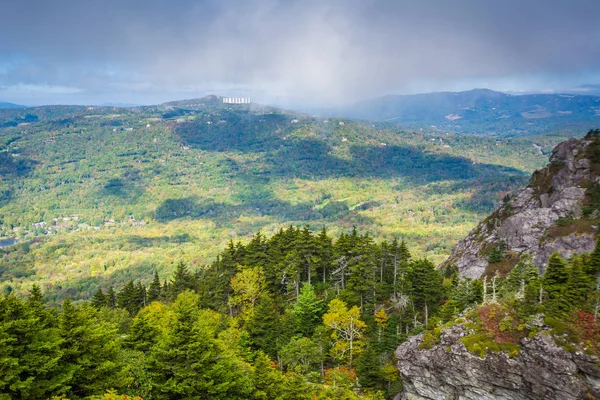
[223,97,251,104]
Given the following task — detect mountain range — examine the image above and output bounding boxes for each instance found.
[330,88,600,136]
[0,102,25,109]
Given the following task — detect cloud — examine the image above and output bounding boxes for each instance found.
[1,0,600,105]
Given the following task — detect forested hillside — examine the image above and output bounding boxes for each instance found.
[1,225,598,399]
[0,97,566,300]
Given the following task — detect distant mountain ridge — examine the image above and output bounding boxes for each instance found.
[332,89,600,136]
[0,102,26,109]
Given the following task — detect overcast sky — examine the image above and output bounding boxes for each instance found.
[1,0,600,106]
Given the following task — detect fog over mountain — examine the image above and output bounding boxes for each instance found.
[1,0,600,106]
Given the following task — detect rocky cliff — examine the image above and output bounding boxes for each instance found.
[395,325,600,400]
[444,135,600,278]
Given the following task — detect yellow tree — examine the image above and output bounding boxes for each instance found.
[229,266,267,321]
[323,298,366,366]
[374,307,389,344]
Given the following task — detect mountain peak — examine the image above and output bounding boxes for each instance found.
[444,131,600,277]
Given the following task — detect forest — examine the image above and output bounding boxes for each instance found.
[0,100,568,301]
[1,225,599,399]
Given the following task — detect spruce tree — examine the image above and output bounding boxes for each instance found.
[91,288,108,309]
[107,286,117,308]
[148,291,252,399]
[125,313,159,352]
[147,271,162,302]
[293,283,325,337]
[563,258,593,311]
[246,294,281,357]
[543,253,569,301]
[169,261,192,300]
[58,299,122,397]
[408,259,443,328]
[585,236,600,277]
[0,294,68,398]
[251,351,285,400]
[356,343,382,389]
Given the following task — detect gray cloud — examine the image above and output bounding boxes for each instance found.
[1,0,600,105]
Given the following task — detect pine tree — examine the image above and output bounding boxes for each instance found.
[563,258,593,311]
[251,351,285,400]
[585,236,600,277]
[0,294,68,398]
[543,253,569,301]
[107,286,117,308]
[169,261,193,300]
[346,233,378,311]
[147,271,162,302]
[356,343,381,389]
[59,298,122,397]
[279,337,321,373]
[117,280,139,315]
[293,283,325,337]
[246,294,281,357]
[316,226,333,283]
[408,259,443,328]
[148,291,252,399]
[502,255,539,299]
[125,313,159,352]
[136,281,147,309]
[91,288,109,309]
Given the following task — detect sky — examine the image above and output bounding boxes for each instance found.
[1,0,600,106]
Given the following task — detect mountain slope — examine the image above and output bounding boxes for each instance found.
[333,89,600,136]
[0,102,26,109]
[444,130,600,278]
[0,97,565,300]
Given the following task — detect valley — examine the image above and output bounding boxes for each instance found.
[0,96,567,302]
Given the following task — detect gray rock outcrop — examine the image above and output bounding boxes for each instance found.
[395,325,600,400]
[443,137,598,278]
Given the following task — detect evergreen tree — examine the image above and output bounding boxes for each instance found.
[117,280,140,315]
[148,291,252,399]
[147,271,162,302]
[563,258,593,311]
[543,253,569,301]
[346,234,378,311]
[279,337,322,373]
[125,313,160,352]
[315,226,334,283]
[502,255,539,298]
[246,294,281,357]
[91,288,109,309]
[356,343,382,389]
[251,352,285,400]
[58,298,122,397]
[408,259,443,328]
[169,261,192,300]
[0,294,68,398]
[107,286,117,308]
[293,283,325,337]
[136,281,147,309]
[585,236,600,277]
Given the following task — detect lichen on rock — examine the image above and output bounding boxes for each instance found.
[395,324,600,400]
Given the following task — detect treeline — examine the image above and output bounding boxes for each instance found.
[1,226,599,399]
